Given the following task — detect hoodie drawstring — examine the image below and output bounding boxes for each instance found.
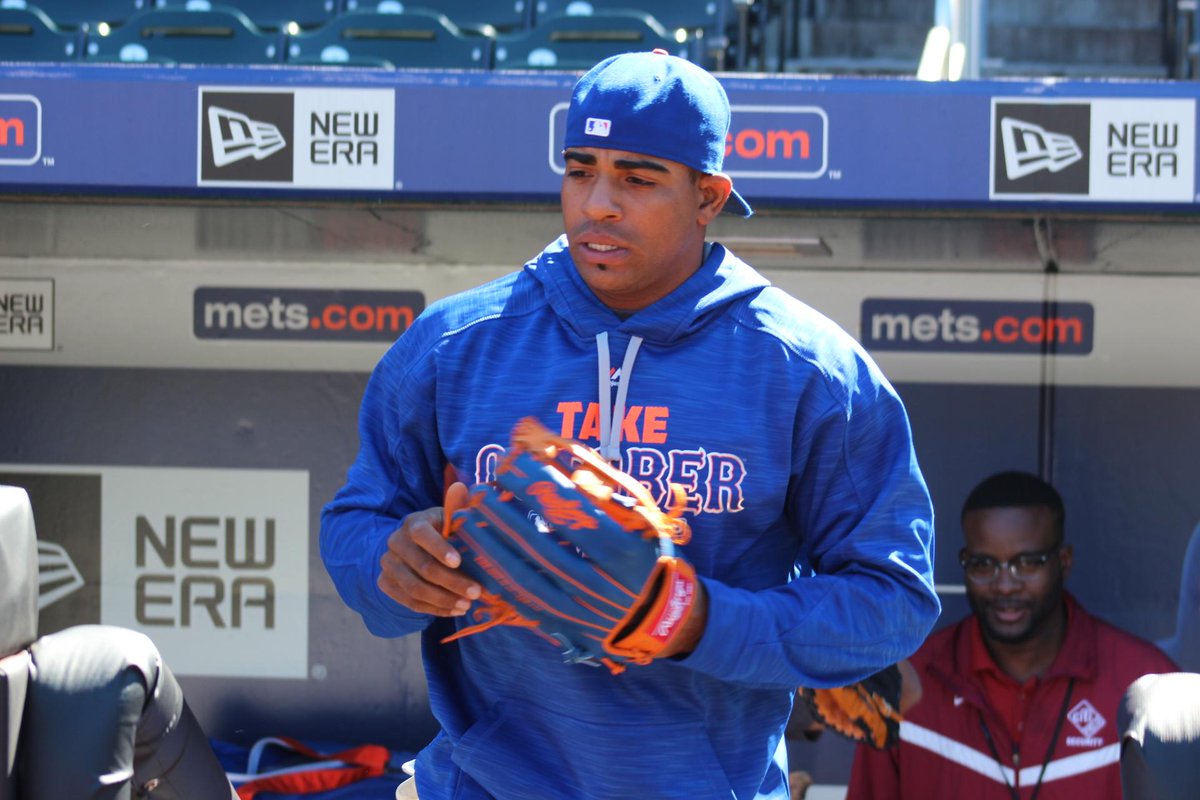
[595,331,643,464]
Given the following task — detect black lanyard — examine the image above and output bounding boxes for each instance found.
[977,678,1076,800]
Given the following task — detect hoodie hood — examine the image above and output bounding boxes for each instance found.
[524,234,770,461]
[525,234,770,346]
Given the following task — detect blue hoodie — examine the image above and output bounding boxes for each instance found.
[321,236,940,800]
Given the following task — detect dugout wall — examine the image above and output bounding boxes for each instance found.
[2,64,1200,792]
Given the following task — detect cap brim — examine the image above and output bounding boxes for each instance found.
[724,187,754,218]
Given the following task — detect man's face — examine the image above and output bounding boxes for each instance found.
[560,147,727,313]
[962,505,1073,645]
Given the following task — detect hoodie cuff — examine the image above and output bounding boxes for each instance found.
[360,522,433,637]
[672,576,755,678]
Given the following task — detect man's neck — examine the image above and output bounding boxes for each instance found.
[983,605,1068,684]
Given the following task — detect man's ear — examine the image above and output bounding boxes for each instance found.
[1058,543,1074,579]
[697,172,733,223]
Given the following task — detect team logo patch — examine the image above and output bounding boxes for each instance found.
[585,117,611,137]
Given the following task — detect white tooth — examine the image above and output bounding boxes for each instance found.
[588,243,617,251]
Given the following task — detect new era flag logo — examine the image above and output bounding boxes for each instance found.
[1000,117,1083,180]
[990,100,1091,197]
[38,540,85,609]
[199,90,294,183]
[208,105,287,167]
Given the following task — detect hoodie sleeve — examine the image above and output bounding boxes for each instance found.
[678,348,940,689]
[319,329,446,639]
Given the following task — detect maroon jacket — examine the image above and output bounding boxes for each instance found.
[848,595,1178,799]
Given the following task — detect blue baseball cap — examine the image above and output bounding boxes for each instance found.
[564,50,753,218]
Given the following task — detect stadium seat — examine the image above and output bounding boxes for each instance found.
[285,10,493,69]
[984,0,1168,78]
[783,0,933,75]
[532,0,722,39]
[531,1,724,64]
[343,0,531,34]
[0,3,80,62]
[493,11,687,70]
[15,0,148,30]
[83,6,282,64]
[152,0,339,33]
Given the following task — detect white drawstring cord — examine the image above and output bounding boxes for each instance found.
[595,331,643,464]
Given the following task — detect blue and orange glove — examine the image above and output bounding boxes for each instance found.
[441,417,697,675]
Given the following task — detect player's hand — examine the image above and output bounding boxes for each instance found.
[377,482,481,616]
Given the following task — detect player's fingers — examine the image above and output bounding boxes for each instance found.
[409,510,476,591]
[383,505,481,609]
[407,538,481,600]
[378,546,471,616]
[441,481,470,536]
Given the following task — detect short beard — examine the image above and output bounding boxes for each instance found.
[969,583,1065,645]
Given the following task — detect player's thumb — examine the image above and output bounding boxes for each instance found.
[441,481,470,538]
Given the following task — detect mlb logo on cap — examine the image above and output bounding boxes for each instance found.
[564,50,753,216]
[584,117,611,137]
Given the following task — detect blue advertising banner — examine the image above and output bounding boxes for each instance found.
[0,63,1197,212]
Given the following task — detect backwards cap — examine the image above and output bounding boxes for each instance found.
[563,50,753,218]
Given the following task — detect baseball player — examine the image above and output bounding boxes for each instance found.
[322,50,940,799]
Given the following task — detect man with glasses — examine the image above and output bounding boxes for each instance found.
[847,471,1177,799]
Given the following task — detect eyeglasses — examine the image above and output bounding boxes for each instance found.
[959,546,1061,584]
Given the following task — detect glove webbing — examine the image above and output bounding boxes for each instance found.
[807,684,902,749]
[509,418,691,546]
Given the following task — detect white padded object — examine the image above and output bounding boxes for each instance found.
[0,487,37,659]
[0,485,37,799]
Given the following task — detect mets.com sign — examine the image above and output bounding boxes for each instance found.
[194,286,424,343]
[861,299,1095,355]
[0,94,41,166]
[547,103,827,179]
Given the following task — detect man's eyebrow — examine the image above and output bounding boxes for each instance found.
[613,158,670,173]
[563,150,596,165]
[561,150,671,174]
[964,548,1055,559]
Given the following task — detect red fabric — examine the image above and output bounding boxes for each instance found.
[235,738,390,800]
[967,604,1072,745]
[969,599,1079,745]
[848,594,1178,799]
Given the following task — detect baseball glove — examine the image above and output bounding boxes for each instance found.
[441,417,697,675]
[800,664,904,749]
